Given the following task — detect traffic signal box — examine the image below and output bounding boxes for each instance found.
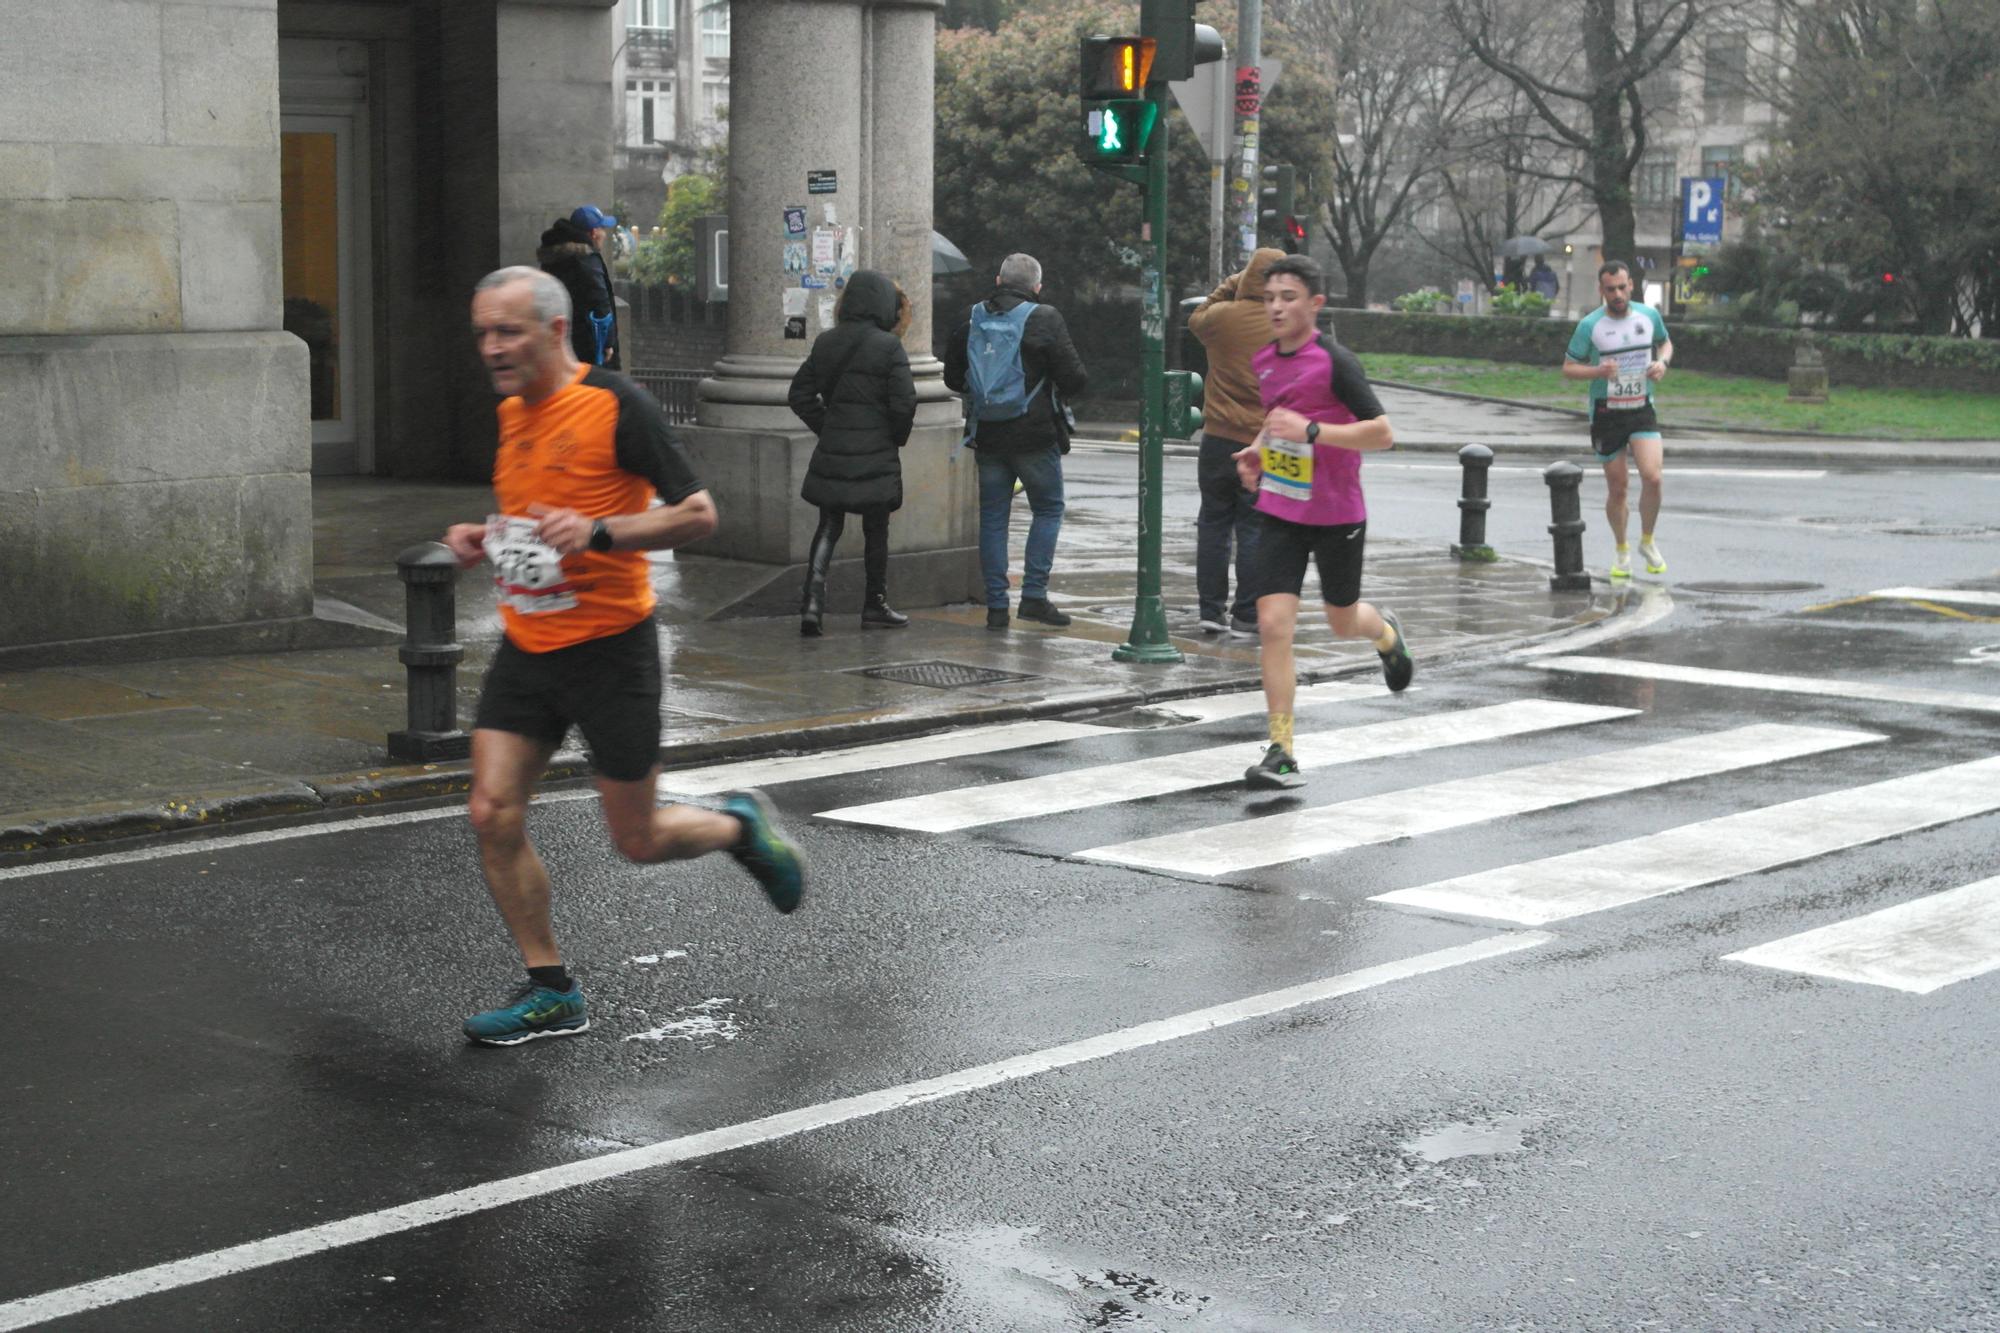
[1080,36,1158,164]
[1261,164,1306,253]
[1163,370,1203,440]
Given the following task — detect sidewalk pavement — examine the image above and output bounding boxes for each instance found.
[0,473,1626,858]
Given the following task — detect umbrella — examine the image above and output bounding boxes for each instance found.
[933,231,973,276]
[1495,235,1556,259]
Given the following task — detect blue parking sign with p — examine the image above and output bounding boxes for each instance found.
[1681,177,1724,247]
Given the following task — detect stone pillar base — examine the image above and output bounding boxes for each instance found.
[679,416,982,610]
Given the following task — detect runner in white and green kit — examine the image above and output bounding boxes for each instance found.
[1562,260,1674,579]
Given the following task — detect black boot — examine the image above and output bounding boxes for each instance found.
[859,510,907,628]
[800,510,842,637]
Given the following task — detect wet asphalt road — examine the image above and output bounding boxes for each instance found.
[4,458,1998,1332]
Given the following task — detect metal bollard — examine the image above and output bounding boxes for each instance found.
[1542,461,1592,592]
[388,542,471,762]
[1452,443,1498,562]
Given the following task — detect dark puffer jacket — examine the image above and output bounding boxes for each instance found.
[788,270,917,513]
[537,218,621,369]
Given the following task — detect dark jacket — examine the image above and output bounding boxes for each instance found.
[538,219,621,370]
[943,284,1089,455]
[788,270,917,513]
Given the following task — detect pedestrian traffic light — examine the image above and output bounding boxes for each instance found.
[1283,214,1307,254]
[1164,369,1203,440]
[1080,36,1160,164]
[1260,164,1297,248]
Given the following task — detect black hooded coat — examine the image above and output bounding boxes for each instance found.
[537,217,621,369]
[787,270,917,513]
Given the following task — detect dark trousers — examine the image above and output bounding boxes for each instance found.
[808,506,892,598]
[1196,432,1260,623]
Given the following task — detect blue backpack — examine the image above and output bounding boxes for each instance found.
[961,301,1044,445]
[587,309,616,365]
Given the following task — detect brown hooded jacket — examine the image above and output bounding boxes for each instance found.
[1187,247,1287,445]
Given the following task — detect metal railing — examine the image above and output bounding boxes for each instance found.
[627,368,706,424]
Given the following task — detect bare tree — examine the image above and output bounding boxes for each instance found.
[1274,0,1486,305]
[1423,81,1586,291]
[1447,0,1707,263]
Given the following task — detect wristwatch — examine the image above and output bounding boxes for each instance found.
[1305,420,1321,444]
[587,518,614,552]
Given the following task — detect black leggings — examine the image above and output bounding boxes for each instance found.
[810,506,892,593]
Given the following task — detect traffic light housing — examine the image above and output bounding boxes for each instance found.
[1164,370,1203,440]
[1283,214,1307,254]
[1260,163,1295,235]
[1080,36,1159,164]
[1139,0,1225,82]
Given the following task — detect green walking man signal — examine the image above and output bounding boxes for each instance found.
[1080,37,1160,164]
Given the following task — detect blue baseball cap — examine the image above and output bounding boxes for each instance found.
[570,205,618,229]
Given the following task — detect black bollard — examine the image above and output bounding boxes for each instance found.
[1452,443,1497,562]
[1542,461,1592,592]
[388,542,471,762]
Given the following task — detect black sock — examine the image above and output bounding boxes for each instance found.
[527,964,573,993]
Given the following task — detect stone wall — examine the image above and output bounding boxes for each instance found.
[0,0,314,649]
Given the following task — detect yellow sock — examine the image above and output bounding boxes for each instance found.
[1617,542,1630,552]
[1372,626,1398,652]
[1269,712,1294,752]
[1641,532,1654,544]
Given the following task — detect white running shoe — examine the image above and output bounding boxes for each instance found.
[1609,546,1632,580]
[1639,538,1666,575]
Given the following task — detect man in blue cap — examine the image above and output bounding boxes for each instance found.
[536,204,622,369]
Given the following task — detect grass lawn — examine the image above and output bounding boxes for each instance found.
[1360,352,2000,440]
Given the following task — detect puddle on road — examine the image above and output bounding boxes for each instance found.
[1402,1114,1537,1163]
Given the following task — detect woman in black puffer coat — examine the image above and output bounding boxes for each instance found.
[786,269,918,636]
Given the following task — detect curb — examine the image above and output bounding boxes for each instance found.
[0,594,1632,861]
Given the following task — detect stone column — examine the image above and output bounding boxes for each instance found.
[683,0,976,613]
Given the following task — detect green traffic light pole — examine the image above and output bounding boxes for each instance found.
[1112,74,1183,665]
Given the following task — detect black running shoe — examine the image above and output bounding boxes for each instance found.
[1016,597,1072,627]
[1244,743,1305,789]
[1378,609,1414,693]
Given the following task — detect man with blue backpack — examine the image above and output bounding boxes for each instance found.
[944,253,1090,629]
[536,205,621,370]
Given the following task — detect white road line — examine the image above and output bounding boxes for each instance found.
[1374,756,2000,925]
[0,790,598,884]
[1530,655,2000,716]
[1869,586,2000,609]
[0,932,1549,1331]
[818,700,1635,833]
[1135,680,1388,723]
[1077,723,1881,877]
[1725,875,2000,994]
[657,720,1117,797]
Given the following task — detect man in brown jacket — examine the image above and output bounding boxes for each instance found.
[1188,247,1288,635]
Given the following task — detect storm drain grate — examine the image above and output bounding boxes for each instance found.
[851,660,1040,690]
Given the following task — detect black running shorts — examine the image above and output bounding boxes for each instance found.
[1590,403,1662,460]
[1248,513,1367,608]
[474,617,662,781]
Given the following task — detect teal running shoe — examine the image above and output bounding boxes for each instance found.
[1377,608,1414,693]
[721,788,806,913]
[463,982,588,1046]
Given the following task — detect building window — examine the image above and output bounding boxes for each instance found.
[700,3,729,59]
[1704,34,1747,121]
[626,79,674,146]
[630,0,672,31]
[1700,143,1742,197]
[1638,63,1679,119]
[1635,151,1677,205]
[702,76,727,123]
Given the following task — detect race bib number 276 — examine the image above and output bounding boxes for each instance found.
[486,514,579,615]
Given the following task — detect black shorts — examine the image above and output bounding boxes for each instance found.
[474,618,662,781]
[1248,513,1367,608]
[1590,403,1661,460]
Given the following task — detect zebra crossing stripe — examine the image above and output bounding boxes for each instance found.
[1373,755,2000,925]
[1529,655,2000,716]
[1076,723,1883,877]
[1136,681,1390,723]
[1869,587,2000,609]
[817,700,1636,833]
[1724,873,2000,994]
[656,720,1117,797]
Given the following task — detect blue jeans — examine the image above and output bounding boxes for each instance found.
[1195,432,1260,622]
[976,445,1065,608]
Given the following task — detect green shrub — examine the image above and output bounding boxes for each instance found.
[1393,287,1454,314]
[1491,289,1552,318]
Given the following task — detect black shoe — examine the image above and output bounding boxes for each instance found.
[987,607,1009,630]
[1229,614,1260,639]
[861,595,909,629]
[1016,597,1072,627]
[800,612,823,637]
[1244,743,1305,790]
[1377,609,1414,693]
